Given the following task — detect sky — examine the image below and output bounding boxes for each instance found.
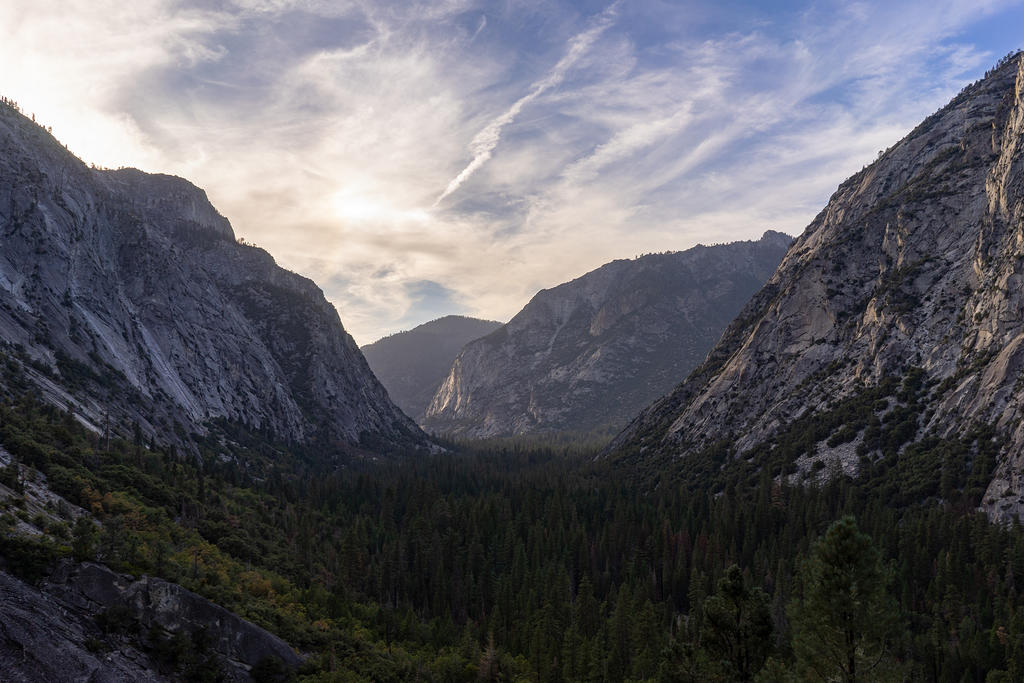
[2,0,1023,345]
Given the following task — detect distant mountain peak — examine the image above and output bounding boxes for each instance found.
[362,315,503,420]
[422,234,792,438]
[759,229,793,244]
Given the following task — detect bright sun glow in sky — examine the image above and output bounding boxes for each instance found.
[2,0,1023,344]
[331,191,429,226]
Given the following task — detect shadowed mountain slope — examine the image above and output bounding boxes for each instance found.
[0,98,425,454]
[362,315,503,420]
[423,232,792,438]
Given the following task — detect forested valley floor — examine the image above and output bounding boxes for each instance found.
[1,352,1023,681]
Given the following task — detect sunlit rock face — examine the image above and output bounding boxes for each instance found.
[362,315,503,421]
[423,232,792,438]
[609,55,1024,520]
[0,100,424,453]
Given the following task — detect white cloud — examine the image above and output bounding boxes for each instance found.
[1,0,1021,344]
[434,1,621,205]
[0,0,233,168]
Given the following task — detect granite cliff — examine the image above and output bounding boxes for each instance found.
[610,53,1024,520]
[0,99,424,453]
[0,560,301,681]
[423,232,792,438]
[362,315,502,421]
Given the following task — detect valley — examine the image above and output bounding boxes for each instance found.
[1,14,1024,683]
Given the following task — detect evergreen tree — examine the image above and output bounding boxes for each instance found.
[701,564,773,680]
[789,516,900,682]
[71,515,99,561]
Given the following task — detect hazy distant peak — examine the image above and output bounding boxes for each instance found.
[759,229,794,245]
[362,315,504,420]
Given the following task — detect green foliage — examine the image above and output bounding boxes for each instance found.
[0,457,23,492]
[147,624,224,681]
[0,534,64,583]
[2,364,1024,680]
[701,565,773,681]
[71,515,99,561]
[789,517,900,682]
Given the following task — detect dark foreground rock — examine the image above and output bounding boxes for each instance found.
[0,560,301,681]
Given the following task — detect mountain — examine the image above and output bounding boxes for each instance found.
[609,53,1024,519]
[0,98,424,453]
[422,232,792,438]
[361,315,503,420]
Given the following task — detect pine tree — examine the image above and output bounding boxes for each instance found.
[789,516,901,682]
[71,515,99,561]
[700,564,773,680]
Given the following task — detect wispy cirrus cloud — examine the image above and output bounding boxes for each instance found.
[434,1,621,205]
[1,0,1022,344]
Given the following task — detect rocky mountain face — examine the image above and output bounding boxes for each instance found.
[362,315,502,420]
[609,54,1024,520]
[0,100,424,453]
[0,560,301,681]
[423,232,792,438]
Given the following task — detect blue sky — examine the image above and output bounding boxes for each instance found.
[2,0,1022,343]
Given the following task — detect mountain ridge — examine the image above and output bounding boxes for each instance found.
[609,52,1024,519]
[423,231,793,438]
[361,315,503,420]
[0,98,425,453]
